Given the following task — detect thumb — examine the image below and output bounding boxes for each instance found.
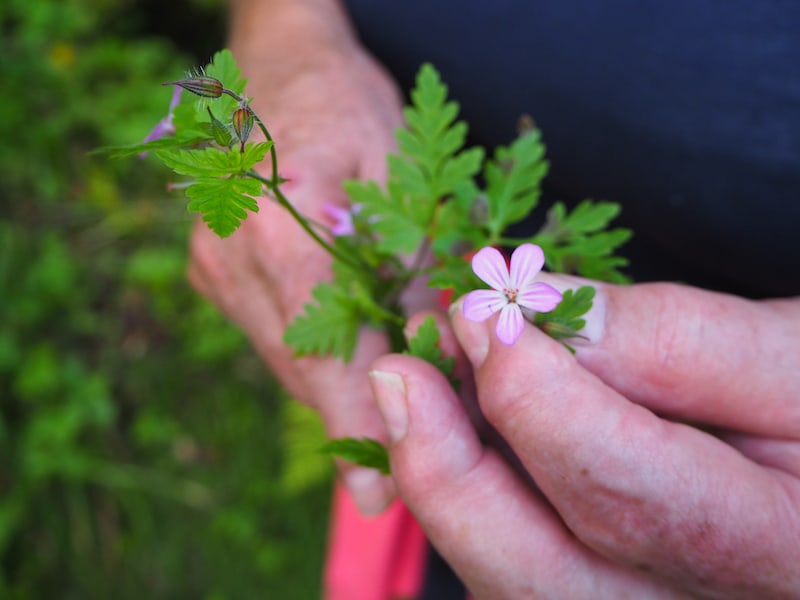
[541,275,800,438]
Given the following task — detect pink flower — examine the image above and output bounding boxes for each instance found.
[139,86,182,157]
[462,244,562,345]
[323,203,360,236]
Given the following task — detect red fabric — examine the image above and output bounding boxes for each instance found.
[324,481,428,600]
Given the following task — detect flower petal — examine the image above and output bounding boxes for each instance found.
[518,282,563,313]
[496,303,524,345]
[471,246,510,291]
[509,244,545,289]
[462,289,507,322]
[323,203,355,236]
[167,85,183,111]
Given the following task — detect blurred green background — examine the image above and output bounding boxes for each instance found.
[0,0,334,597]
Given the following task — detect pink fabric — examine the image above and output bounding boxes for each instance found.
[324,480,428,600]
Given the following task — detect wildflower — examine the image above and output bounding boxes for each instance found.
[232,106,255,151]
[140,86,182,157]
[462,244,562,345]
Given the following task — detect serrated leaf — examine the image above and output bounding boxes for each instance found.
[320,437,390,475]
[344,179,428,255]
[203,48,247,118]
[185,177,261,237]
[156,142,271,178]
[350,63,485,257]
[535,286,596,343]
[283,282,362,360]
[206,49,246,94]
[405,316,456,383]
[532,200,631,282]
[484,130,548,237]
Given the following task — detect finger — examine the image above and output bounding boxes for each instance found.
[188,206,396,515]
[450,305,800,598]
[404,310,534,479]
[540,275,800,438]
[369,354,682,599]
[719,432,800,478]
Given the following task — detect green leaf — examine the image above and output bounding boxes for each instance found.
[484,130,549,238]
[343,179,428,255]
[320,437,390,475]
[535,286,596,349]
[203,48,247,118]
[156,142,271,178]
[352,63,484,256]
[531,200,632,283]
[206,48,246,96]
[405,316,456,386]
[185,177,261,237]
[283,282,362,361]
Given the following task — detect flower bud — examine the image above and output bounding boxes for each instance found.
[469,194,490,225]
[164,77,223,99]
[232,106,254,151]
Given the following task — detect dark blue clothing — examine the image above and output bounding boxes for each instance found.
[345,1,800,298]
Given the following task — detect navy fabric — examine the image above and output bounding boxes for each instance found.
[344,1,800,297]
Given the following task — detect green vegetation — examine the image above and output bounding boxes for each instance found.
[0,0,332,597]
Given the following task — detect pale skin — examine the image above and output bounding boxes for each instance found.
[370,283,800,598]
[191,1,800,596]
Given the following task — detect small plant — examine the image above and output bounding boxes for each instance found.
[106,49,631,470]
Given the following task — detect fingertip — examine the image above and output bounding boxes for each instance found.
[369,354,484,482]
[341,466,397,516]
[448,300,492,367]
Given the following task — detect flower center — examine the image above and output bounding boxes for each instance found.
[503,287,519,303]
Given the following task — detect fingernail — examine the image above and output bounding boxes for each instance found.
[343,467,390,516]
[447,296,464,316]
[368,370,408,443]
[535,272,607,345]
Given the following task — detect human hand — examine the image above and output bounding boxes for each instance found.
[369,281,800,598]
[188,0,411,513]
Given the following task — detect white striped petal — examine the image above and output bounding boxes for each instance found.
[463,289,508,322]
[496,303,524,345]
[471,246,510,291]
[518,282,563,313]
[509,244,545,288]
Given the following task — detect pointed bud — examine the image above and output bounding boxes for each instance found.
[469,194,490,225]
[164,77,223,99]
[232,106,254,152]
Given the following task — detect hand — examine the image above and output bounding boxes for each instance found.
[188,0,409,514]
[369,281,800,598]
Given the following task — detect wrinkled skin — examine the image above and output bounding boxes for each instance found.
[371,281,800,599]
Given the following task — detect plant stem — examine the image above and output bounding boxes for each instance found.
[238,109,368,272]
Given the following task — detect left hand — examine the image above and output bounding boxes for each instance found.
[369,281,800,599]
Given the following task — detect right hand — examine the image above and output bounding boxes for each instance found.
[188,1,415,514]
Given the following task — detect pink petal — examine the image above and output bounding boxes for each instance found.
[471,246,510,291]
[323,203,355,236]
[496,303,524,345]
[142,118,175,143]
[509,244,545,289]
[167,85,183,111]
[462,289,507,322]
[518,282,563,313]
